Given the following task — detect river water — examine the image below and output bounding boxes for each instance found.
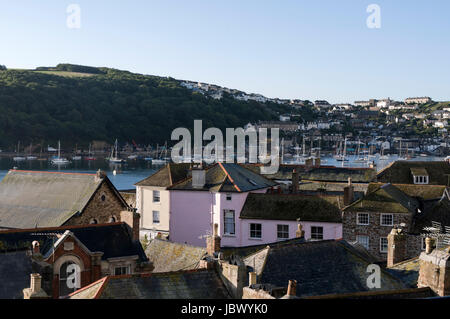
[0,155,445,190]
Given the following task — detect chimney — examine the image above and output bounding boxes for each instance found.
[387,227,407,267]
[295,222,305,238]
[314,157,321,167]
[206,223,221,256]
[192,164,206,189]
[95,169,106,182]
[305,158,313,168]
[292,169,299,194]
[418,246,450,296]
[23,274,49,299]
[120,209,140,242]
[249,272,257,286]
[32,241,40,255]
[343,177,354,206]
[287,280,297,296]
[425,237,435,254]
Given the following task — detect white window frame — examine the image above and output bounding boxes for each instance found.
[223,210,235,235]
[249,223,262,239]
[421,237,426,251]
[356,235,370,250]
[380,214,394,227]
[114,265,131,276]
[277,224,289,240]
[153,190,161,203]
[380,237,388,253]
[152,210,160,224]
[357,213,370,226]
[311,226,324,240]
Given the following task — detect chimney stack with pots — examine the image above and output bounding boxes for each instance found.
[418,246,450,296]
[23,273,49,299]
[343,177,354,206]
[295,221,305,238]
[120,209,140,242]
[32,241,40,255]
[192,164,206,189]
[387,227,407,267]
[249,272,257,286]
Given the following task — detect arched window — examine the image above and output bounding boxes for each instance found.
[109,216,117,223]
[90,218,98,224]
[59,261,80,297]
[101,194,106,202]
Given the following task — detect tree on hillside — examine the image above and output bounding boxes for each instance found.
[0,65,6,71]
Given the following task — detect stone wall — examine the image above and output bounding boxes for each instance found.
[66,181,128,225]
[342,210,414,261]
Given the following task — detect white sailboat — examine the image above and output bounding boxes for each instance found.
[109,139,124,163]
[51,141,70,165]
[13,141,26,162]
[152,142,169,165]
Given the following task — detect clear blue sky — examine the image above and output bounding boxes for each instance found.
[0,1,449,103]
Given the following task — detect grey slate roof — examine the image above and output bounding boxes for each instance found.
[0,223,147,262]
[377,161,450,185]
[69,270,232,299]
[135,163,192,187]
[169,163,277,192]
[243,164,376,183]
[0,251,32,299]
[243,240,407,297]
[0,170,125,229]
[145,239,206,272]
[239,193,342,223]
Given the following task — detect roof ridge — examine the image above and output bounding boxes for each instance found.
[9,170,97,176]
[218,163,241,192]
[0,222,125,234]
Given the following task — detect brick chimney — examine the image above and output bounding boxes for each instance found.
[120,209,140,242]
[292,169,299,194]
[343,177,354,206]
[95,169,106,182]
[207,223,221,256]
[314,158,321,167]
[23,274,49,299]
[387,227,407,267]
[425,237,435,254]
[249,272,257,286]
[305,158,313,168]
[418,246,450,296]
[192,164,206,189]
[287,280,297,296]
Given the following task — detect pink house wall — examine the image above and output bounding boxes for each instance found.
[169,189,343,247]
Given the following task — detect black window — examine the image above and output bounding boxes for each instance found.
[311,226,323,240]
[250,223,262,239]
[277,225,289,239]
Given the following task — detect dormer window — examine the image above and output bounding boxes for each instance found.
[411,168,429,185]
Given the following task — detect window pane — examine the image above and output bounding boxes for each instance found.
[250,223,262,238]
[224,210,235,235]
[153,190,160,202]
[381,214,393,226]
[152,211,160,224]
[356,235,369,250]
[277,224,289,239]
[311,226,323,240]
[357,213,369,225]
[380,238,388,252]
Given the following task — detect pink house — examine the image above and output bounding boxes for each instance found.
[168,163,342,247]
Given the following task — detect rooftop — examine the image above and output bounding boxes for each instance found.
[377,161,450,186]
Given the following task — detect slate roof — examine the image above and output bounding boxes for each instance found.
[377,161,450,185]
[0,223,147,262]
[145,239,206,272]
[239,193,342,223]
[242,240,407,297]
[0,250,33,299]
[243,164,376,183]
[0,170,127,229]
[69,270,232,299]
[386,257,421,288]
[135,163,192,187]
[411,198,450,234]
[169,163,277,192]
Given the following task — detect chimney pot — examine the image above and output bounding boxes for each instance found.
[295,223,304,238]
[32,241,40,254]
[425,237,434,254]
[287,280,297,296]
[249,272,257,286]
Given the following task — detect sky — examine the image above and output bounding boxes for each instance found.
[0,0,449,103]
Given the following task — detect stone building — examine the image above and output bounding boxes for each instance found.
[0,170,129,229]
[342,182,450,261]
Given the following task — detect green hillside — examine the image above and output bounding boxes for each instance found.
[0,64,293,150]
